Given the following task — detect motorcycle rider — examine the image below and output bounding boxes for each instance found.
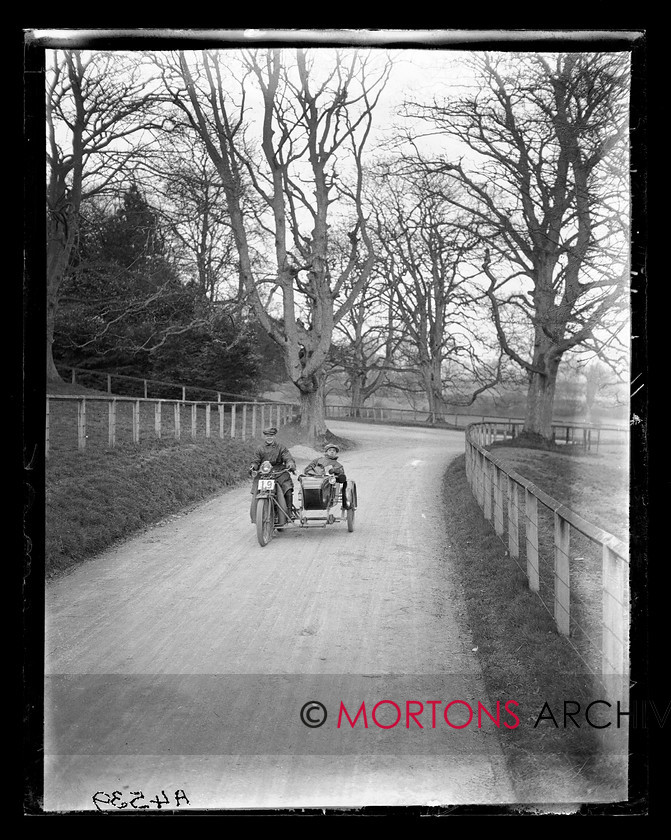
[249,426,297,522]
[304,443,349,509]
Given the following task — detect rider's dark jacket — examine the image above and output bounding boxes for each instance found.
[251,440,296,500]
[251,440,296,473]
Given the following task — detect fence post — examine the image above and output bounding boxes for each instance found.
[231,404,237,438]
[107,374,112,394]
[260,404,265,432]
[508,477,519,559]
[182,386,186,402]
[77,399,86,450]
[144,379,148,399]
[45,397,50,457]
[525,489,539,592]
[483,458,493,521]
[174,402,181,439]
[205,403,211,438]
[494,465,504,536]
[219,404,225,438]
[602,544,627,678]
[252,404,257,437]
[109,399,117,448]
[133,400,140,444]
[242,404,247,441]
[191,403,197,439]
[155,401,162,439]
[477,450,485,508]
[72,368,76,385]
[554,513,571,635]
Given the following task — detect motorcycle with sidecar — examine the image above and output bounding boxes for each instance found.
[250,460,358,547]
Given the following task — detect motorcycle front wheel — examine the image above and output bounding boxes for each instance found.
[256,497,274,546]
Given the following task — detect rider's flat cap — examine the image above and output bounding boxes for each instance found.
[263,427,278,435]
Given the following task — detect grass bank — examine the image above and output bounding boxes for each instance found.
[45,406,314,578]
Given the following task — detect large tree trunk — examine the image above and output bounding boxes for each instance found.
[524,351,562,439]
[348,370,364,417]
[422,360,448,424]
[46,215,75,384]
[46,295,61,383]
[298,373,328,444]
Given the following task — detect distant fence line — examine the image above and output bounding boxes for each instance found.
[464,422,629,689]
[45,394,298,457]
[57,365,269,404]
[326,403,627,449]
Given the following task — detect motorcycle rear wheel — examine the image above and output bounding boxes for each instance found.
[256,497,274,546]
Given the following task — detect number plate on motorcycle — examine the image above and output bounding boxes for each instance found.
[259,479,275,490]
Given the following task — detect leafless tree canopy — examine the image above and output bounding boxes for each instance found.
[150,48,392,439]
[401,52,630,436]
[45,46,632,437]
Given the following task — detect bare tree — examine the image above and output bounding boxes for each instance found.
[327,226,404,414]
[46,49,162,382]
[373,169,504,423]
[331,284,401,415]
[580,359,626,422]
[404,52,630,439]
[155,143,239,302]
[154,48,391,442]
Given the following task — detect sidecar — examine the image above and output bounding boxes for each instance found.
[296,472,357,532]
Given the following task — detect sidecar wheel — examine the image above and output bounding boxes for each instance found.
[347,508,355,532]
[256,498,274,546]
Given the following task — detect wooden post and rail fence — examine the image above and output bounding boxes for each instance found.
[46,394,298,456]
[464,421,629,693]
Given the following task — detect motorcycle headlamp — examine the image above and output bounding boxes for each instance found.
[260,461,272,474]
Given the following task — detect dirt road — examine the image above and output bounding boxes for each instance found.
[45,421,516,810]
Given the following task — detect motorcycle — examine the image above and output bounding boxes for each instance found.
[250,460,358,547]
[250,461,294,546]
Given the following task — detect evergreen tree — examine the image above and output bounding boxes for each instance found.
[54,185,261,395]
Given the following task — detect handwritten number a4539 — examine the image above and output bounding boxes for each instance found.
[92,788,190,811]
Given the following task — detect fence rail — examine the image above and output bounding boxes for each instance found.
[45,394,298,456]
[464,422,629,689]
[57,364,270,404]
